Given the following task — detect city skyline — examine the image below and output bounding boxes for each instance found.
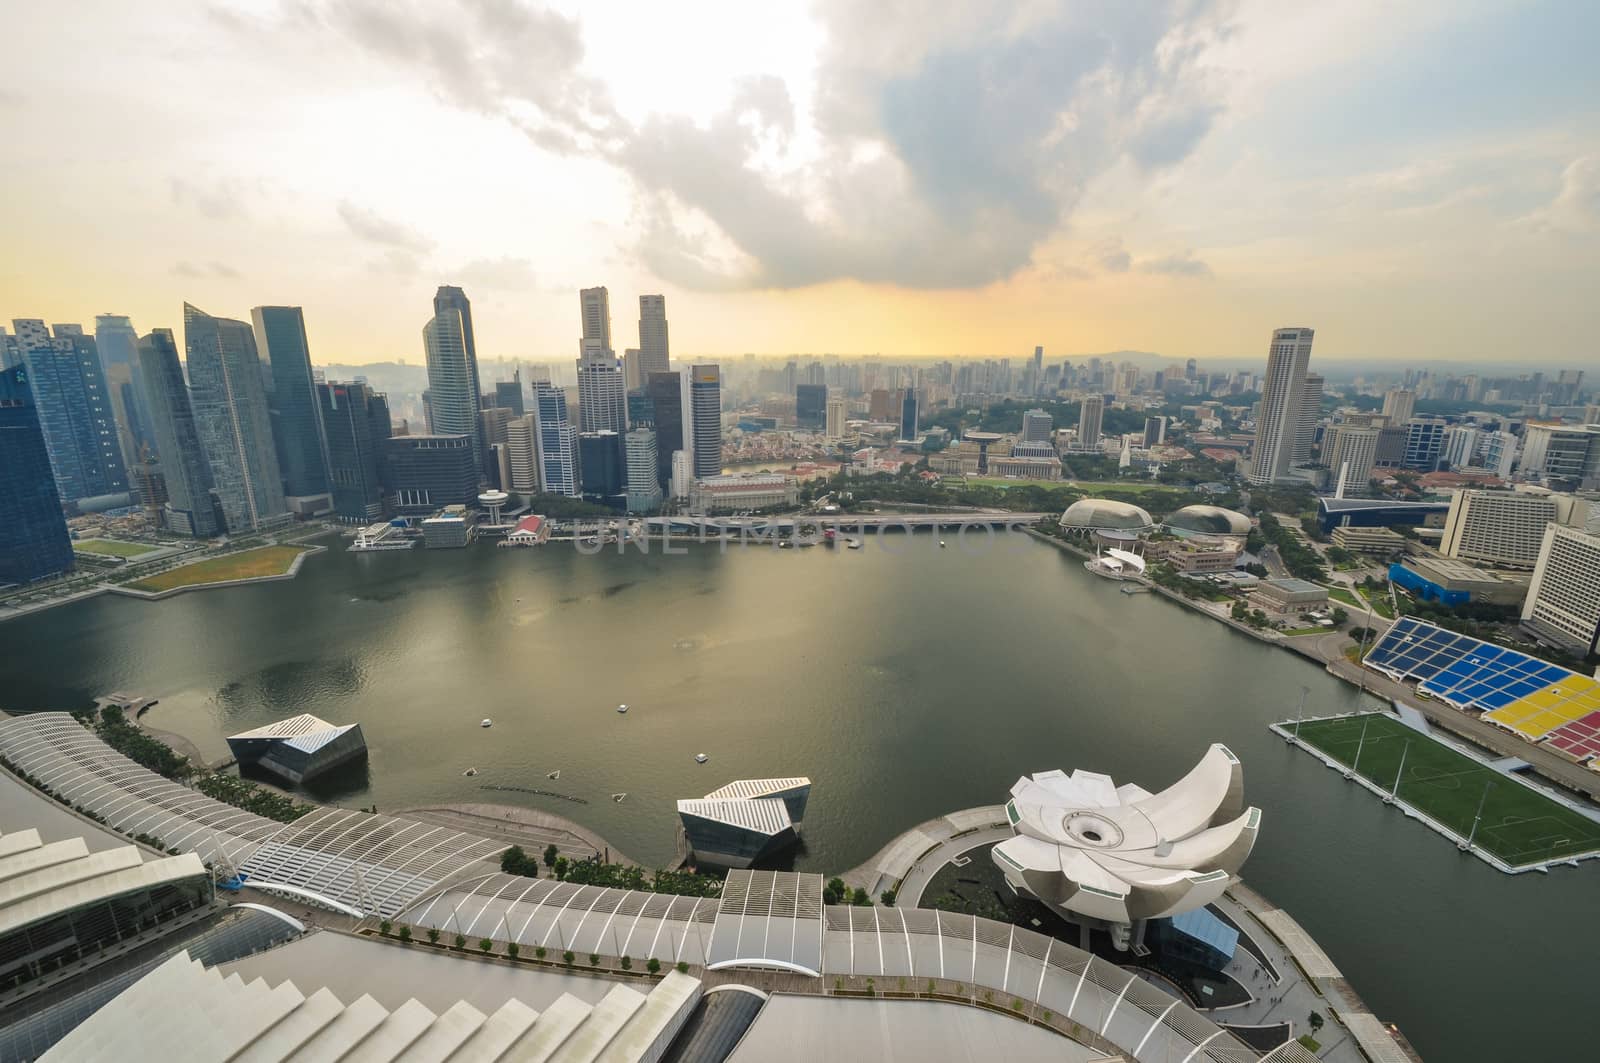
[2,2,1596,366]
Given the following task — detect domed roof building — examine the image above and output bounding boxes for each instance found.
[1058,498,1155,534]
[1165,504,1252,538]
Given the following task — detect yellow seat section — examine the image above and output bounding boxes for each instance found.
[1485,675,1600,739]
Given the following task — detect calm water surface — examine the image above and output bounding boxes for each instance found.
[0,532,1589,1060]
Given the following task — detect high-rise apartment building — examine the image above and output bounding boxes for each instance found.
[647,371,688,491]
[533,382,578,496]
[638,295,669,376]
[796,384,826,429]
[576,347,628,434]
[1482,431,1518,477]
[252,306,330,511]
[136,328,218,537]
[422,286,485,475]
[1293,373,1323,462]
[1143,416,1166,447]
[1076,395,1105,453]
[1522,524,1600,655]
[1021,408,1053,443]
[1247,327,1315,484]
[183,304,287,533]
[580,286,611,351]
[1441,425,1481,470]
[316,380,391,523]
[0,364,75,584]
[1440,489,1587,568]
[1381,389,1416,426]
[10,319,128,504]
[625,427,662,514]
[93,314,153,467]
[689,365,721,479]
[1323,424,1381,495]
[825,397,846,440]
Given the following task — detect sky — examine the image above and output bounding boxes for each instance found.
[2,0,1597,367]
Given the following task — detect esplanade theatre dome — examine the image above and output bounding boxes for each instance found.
[1058,498,1155,533]
[1166,504,1252,537]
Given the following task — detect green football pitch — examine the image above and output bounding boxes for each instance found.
[1291,713,1600,866]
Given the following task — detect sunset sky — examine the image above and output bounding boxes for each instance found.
[2,1,1596,366]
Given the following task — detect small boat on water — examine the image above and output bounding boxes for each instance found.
[611,792,627,803]
[846,539,863,550]
[617,703,629,714]
[939,540,947,548]
[480,718,493,728]
[462,767,478,777]
[546,769,561,780]
[694,753,709,763]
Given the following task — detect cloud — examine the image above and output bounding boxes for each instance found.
[1523,155,1599,233]
[1093,239,1133,274]
[170,176,247,220]
[285,0,1231,291]
[337,201,435,252]
[171,261,240,279]
[1136,250,1212,277]
[453,256,538,291]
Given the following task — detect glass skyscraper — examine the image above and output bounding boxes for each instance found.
[690,364,721,480]
[137,328,220,538]
[532,382,578,496]
[252,306,330,504]
[422,286,485,475]
[0,364,75,584]
[10,319,128,504]
[183,303,288,533]
[94,314,155,467]
[646,371,686,491]
[317,380,391,523]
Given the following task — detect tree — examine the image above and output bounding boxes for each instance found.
[454,933,467,950]
[825,877,847,904]
[397,925,412,944]
[1331,606,1349,625]
[589,952,600,967]
[553,856,570,881]
[378,919,392,937]
[1309,1011,1325,1032]
[543,843,560,868]
[621,955,632,971]
[507,942,520,960]
[536,946,548,960]
[427,927,440,945]
[563,950,575,966]
[851,887,870,906]
[646,957,660,975]
[879,888,897,906]
[676,961,689,974]
[479,938,493,954]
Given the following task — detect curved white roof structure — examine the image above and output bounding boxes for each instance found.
[0,827,206,938]
[993,744,1260,924]
[1059,498,1155,533]
[1166,504,1252,537]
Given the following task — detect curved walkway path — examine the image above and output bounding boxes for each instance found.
[839,805,1008,899]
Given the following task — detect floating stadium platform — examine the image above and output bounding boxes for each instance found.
[1364,617,1600,772]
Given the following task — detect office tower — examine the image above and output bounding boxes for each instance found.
[795,383,826,428]
[647,371,687,490]
[899,390,919,442]
[625,428,662,513]
[1021,408,1053,443]
[1584,403,1600,427]
[1247,327,1315,484]
[638,295,669,375]
[422,286,485,475]
[1381,388,1416,426]
[1184,358,1197,382]
[670,450,691,501]
[1143,416,1166,447]
[868,389,893,422]
[494,372,525,416]
[252,306,331,512]
[10,319,128,504]
[136,329,218,537]
[183,304,287,533]
[580,286,611,351]
[623,348,643,392]
[689,364,721,479]
[1293,373,1323,462]
[1077,395,1105,453]
[578,430,625,504]
[1482,431,1518,477]
[627,389,654,428]
[1403,418,1447,470]
[1440,490,1587,568]
[504,413,539,493]
[803,361,826,388]
[1518,423,1600,487]
[0,364,75,583]
[1031,346,1044,392]
[1441,425,1481,470]
[576,347,628,433]
[1322,424,1381,495]
[825,397,845,440]
[317,381,391,523]
[94,314,153,467]
[1521,524,1600,655]
[480,406,512,456]
[532,382,578,496]
[384,434,477,515]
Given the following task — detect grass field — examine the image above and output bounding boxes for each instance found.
[126,545,309,592]
[1292,713,1600,866]
[1328,587,1363,609]
[73,538,160,558]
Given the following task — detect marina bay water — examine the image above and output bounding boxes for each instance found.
[1,532,1591,1060]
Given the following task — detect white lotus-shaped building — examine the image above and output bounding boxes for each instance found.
[992,744,1260,926]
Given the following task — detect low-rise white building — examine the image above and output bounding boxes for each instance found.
[688,473,798,513]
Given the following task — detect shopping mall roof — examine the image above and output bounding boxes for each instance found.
[0,828,205,938]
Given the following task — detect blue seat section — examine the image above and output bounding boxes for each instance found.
[1364,618,1579,713]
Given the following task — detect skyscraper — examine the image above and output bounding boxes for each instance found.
[1247,327,1315,485]
[899,390,919,442]
[384,435,477,515]
[94,314,153,468]
[1021,408,1053,443]
[647,371,687,490]
[423,286,486,475]
[137,328,219,537]
[580,286,611,351]
[0,364,75,584]
[184,304,288,533]
[505,413,539,493]
[494,372,525,416]
[1381,388,1416,426]
[1293,373,1323,462]
[578,430,625,504]
[689,364,721,479]
[1322,424,1380,496]
[317,380,391,523]
[576,347,628,434]
[533,381,578,496]
[252,306,330,510]
[625,428,662,514]
[1076,395,1104,453]
[10,319,128,504]
[638,295,669,375]
[795,384,826,429]
[1522,524,1600,655]
[825,397,846,440]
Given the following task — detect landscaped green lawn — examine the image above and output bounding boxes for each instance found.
[73,538,160,558]
[1328,587,1363,609]
[126,545,309,592]
[1291,713,1600,865]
